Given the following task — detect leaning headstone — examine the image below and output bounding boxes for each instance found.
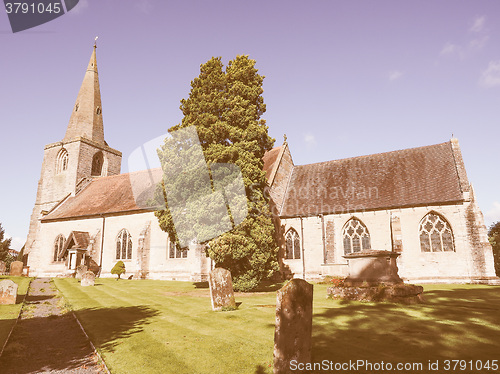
[273,279,313,374]
[76,265,88,279]
[208,268,236,311]
[0,260,6,274]
[9,261,23,276]
[81,271,95,287]
[0,279,18,305]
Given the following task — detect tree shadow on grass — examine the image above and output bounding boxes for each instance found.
[312,286,500,374]
[75,305,161,353]
[0,306,159,374]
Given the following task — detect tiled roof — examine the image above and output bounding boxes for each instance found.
[262,146,282,181]
[280,141,467,217]
[43,168,163,221]
[43,145,282,221]
[63,231,90,251]
[43,141,468,221]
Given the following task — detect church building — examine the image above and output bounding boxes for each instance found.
[25,46,497,282]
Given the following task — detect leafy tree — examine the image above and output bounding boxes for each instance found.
[0,223,12,263]
[488,221,500,276]
[111,261,126,280]
[17,245,25,262]
[155,56,279,291]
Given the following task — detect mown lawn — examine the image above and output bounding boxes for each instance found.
[54,279,500,374]
[0,276,31,349]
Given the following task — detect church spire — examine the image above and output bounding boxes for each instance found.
[63,42,105,145]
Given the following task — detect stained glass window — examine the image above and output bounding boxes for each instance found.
[168,237,187,259]
[419,213,455,252]
[343,218,371,255]
[285,228,301,259]
[116,229,132,260]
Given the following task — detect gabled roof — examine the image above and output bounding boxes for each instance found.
[280,141,468,217]
[42,139,469,221]
[63,231,90,251]
[43,168,163,221]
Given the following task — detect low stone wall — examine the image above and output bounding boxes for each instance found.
[327,284,425,304]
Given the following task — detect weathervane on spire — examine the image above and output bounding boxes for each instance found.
[284,134,287,143]
[94,36,98,48]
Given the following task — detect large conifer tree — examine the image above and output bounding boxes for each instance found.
[155,56,279,291]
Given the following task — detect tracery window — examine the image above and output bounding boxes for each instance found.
[53,234,65,262]
[419,212,455,252]
[116,229,132,260]
[168,237,187,259]
[56,149,69,174]
[285,228,301,259]
[343,218,371,255]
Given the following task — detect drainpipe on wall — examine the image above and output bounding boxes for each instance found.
[300,216,305,280]
[99,214,105,277]
[320,214,326,264]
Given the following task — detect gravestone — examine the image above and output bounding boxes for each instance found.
[208,268,236,311]
[75,265,88,279]
[0,279,18,304]
[0,260,6,274]
[81,271,95,287]
[9,261,23,276]
[274,279,313,374]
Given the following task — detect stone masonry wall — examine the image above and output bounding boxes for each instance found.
[26,137,121,271]
[281,202,496,281]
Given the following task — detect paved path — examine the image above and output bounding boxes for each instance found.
[0,278,106,374]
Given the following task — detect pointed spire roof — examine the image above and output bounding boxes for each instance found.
[64,43,105,145]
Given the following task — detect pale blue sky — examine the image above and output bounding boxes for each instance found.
[1,1,499,249]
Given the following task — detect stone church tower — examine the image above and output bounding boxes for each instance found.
[25,44,122,267]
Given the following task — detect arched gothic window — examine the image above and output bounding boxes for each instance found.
[343,218,371,255]
[116,229,132,260]
[168,237,187,259]
[285,228,301,259]
[56,149,69,174]
[53,235,65,262]
[91,151,104,176]
[419,212,455,252]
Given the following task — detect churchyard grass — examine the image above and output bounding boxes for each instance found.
[54,278,277,373]
[0,276,31,349]
[53,279,500,374]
